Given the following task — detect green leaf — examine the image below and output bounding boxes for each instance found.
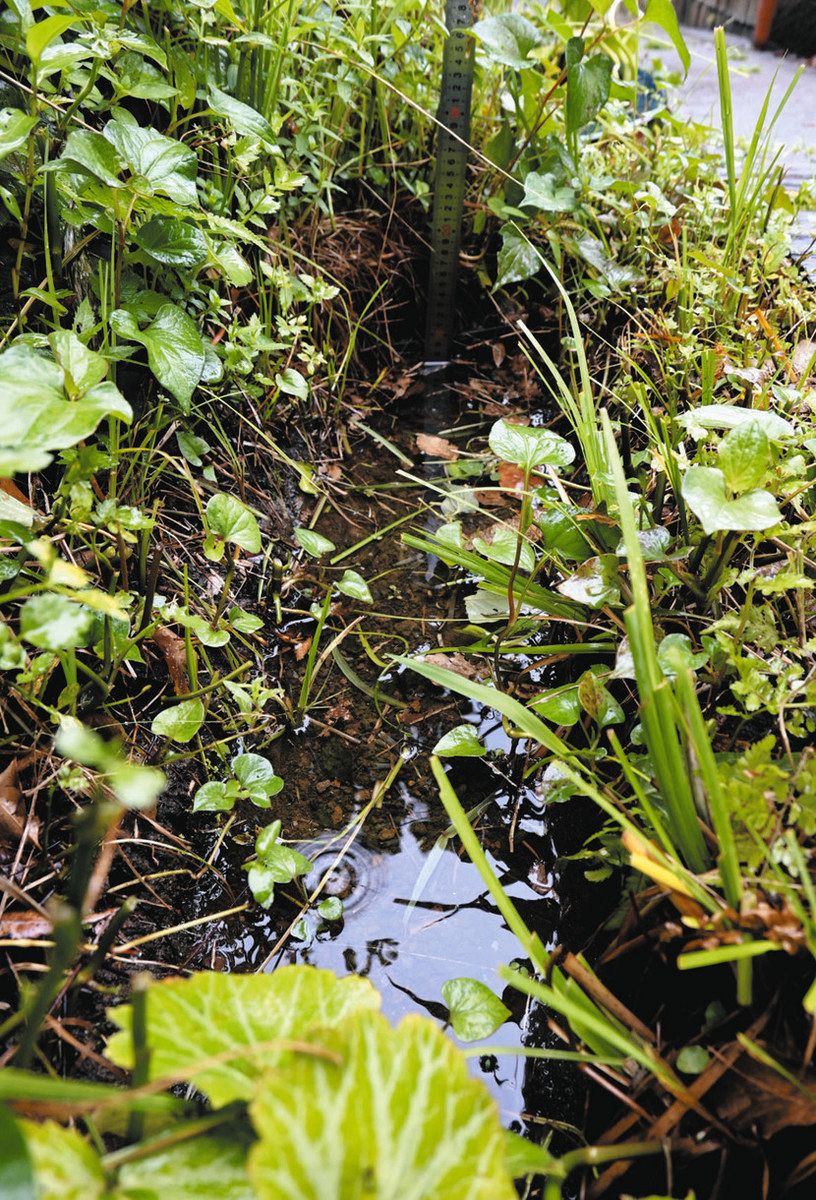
[522,172,576,213]
[150,698,205,743]
[0,345,132,456]
[19,595,94,650]
[472,527,536,573]
[442,978,511,1042]
[432,724,486,757]
[205,493,261,556]
[536,508,591,561]
[193,780,233,812]
[577,669,623,728]
[135,217,208,269]
[209,84,277,143]
[489,419,575,472]
[495,225,539,290]
[0,108,36,161]
[176,430,210,466]
[105,966,380,1105]
[232,752,283,805]
[657,633,708,677]
[22,1120,104,1200]
[294,528,336,557]
[0,1105,35,1200]
[530,685,581,726]
[60,128,123,188]
[276,367,308,400]
[566,49,612,143]
[116,1133,255,1200]
[556,555,621,608]
[718,419,769,493]
[104,115,198,205]
[337,569,373,604]
[248,1011,516,1200]
[472,13,543,70]
[644,0,690,74]
[681,466,782,535]
[317,896,344,921]
[26,13,80,63]
[48,331,107,398]
[676,1044,710,1075]
[111,304,205,409]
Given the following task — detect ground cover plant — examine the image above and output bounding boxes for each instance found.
[0,0,815,1197]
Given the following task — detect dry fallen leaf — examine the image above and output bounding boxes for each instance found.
[0,760,39,847]
[294,638,312,661]
[716,1056,816,1136]
[0,910,52,939]
[415,433,459,461]
[424,653,479,680]
[152,626,189,695]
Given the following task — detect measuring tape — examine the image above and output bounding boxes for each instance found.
[424,0,479,367]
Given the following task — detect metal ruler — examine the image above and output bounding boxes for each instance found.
[424,0,479,367]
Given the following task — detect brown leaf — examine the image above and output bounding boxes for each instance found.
[716,1056,816,1136]
[792,339,816,382]
[497,462,546,492]
[0,910,52,939]
[415,433,459,461]
[491,342,507,368]
[152,626,189,695]
[0,760,38,848]
[424,653,478,680]
[294,638,312,661]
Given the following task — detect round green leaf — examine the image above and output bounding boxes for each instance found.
[681,466,782,535]
[150,698,204,743]
[337,569,373,604]
[442,977,511,1043]
[193,780,233,813]
[488,419,575,472]
[317,896,344,921]
[19,595,94,651]
[206,493,262,556]
[432,724,486,757]
[676,1044,710,1075]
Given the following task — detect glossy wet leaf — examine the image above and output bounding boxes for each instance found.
[489,419,575,472]
[248,1011,516,1200]
[19,595,94,650]
[718,420,769,494]
[209,84,277,143]
[495,226,539,290]
[192,780,234,812]
[276,367,308,400]
[615,526,671,561]
[657,633,709,677]
[104,115,198,205]
[106,966,379,1105]
[22,1121,104,1200]
[442,978,510,1042]
[0,1105,35,1200]
[317,896,344,921]
[472,13,543,70]
[536,508,591,561]
[681,466,782,535]
[522,172,576,213]
[577,670,623,728]
[295,527,336,557]
[0,108,36,161]
[566,43,612,141]
[433,724,486,757]
[530,685,581,726]
[134,217,208,269]
[557,555,620,608]
[48,331,107,397]
[472,527,535,574]
[337,569,373,603]
[0,344,132,459]
[176,431,210,466]
[232,752,283,805]
[205,493,261,557]
[111,304,205,408]
[150,698,204,742]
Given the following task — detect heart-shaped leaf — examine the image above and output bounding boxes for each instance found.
[495,225,539,290]
[0,108,37,161]
[472,13,543,70]
[209,84,277,143]
[337,569,373,603]
[205,493,261,558]
[522,172,576,213]
[556,555,620,608]
[150,698,204,743]
[432,724,486,757]
[679,405,792,440]
[681,466,782,535]
[566,43,612,141]
[294,528,336,558]
[489,419,575,472]
[19,595,94,650]
[111,304,205,409]
[232,753,283,806]
[442,977,511,1042]
[717,419,769,493]
[193,780,233,813]
[134,217,207,269]
[103,115,198,205]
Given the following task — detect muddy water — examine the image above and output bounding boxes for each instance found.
[205,361,586,1134]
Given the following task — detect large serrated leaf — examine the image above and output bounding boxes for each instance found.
[248,1011,516,1200]
[22,1121,105,1200]
[106,966,380,1105]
